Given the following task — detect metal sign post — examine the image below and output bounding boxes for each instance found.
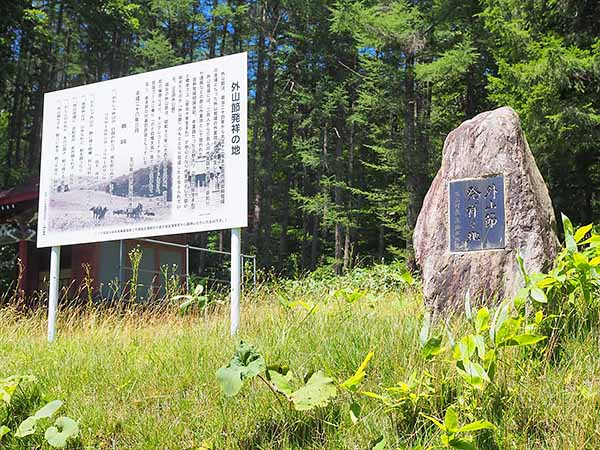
[47,245,60,342]
[230,228,241,335]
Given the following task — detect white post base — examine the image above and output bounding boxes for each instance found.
[48,246,61,342]
[230,228,241,335]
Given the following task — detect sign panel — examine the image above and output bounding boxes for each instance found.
[449,175,505,252]
[37,53,247,247]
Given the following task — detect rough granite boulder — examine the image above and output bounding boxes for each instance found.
[413,106,560,310]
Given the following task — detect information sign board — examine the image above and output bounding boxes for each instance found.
[37,52,247,247]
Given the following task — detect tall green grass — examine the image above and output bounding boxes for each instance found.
[1,260,600,449]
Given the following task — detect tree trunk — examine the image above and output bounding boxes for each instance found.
[259,31,276,268]
[219,0,231,57]
[378,223,385,262]
[301,209,310,271]
[310,215,319,270]
[248,0,266,253]
[343,225,351,271]
[343,119,355,271]
[278,119,294,271]
[333,117,344,275]
[208,0,218,58]
[404,53,429,251]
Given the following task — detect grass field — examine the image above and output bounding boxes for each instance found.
[1,264,600,449]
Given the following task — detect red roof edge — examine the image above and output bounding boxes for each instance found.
[0,179,39,206]
[0,190,39,206]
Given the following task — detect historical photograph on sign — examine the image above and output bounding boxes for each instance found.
[38,53,247,247]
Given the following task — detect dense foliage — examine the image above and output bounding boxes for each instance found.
[1,0,599,274]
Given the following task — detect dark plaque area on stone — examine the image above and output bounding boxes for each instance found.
[449,175,505,252]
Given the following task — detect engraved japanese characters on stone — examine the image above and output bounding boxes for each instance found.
[449,175,505,252]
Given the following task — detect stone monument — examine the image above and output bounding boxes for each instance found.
[413,106,559,310]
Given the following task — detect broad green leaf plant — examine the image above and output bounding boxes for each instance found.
[1,375,79,448]
[216,342,374,414]
[216,341,266,397]
[173,284,209,314]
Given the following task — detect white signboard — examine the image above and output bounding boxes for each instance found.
[37,53,247,248]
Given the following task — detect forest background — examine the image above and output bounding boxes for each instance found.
[1,0,599,277]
